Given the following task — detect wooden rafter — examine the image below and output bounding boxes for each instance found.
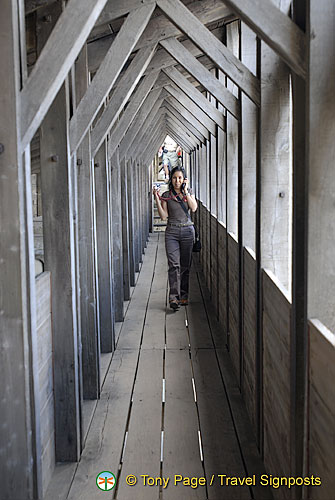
[20,0,109,150]
[120,92,165,159]
[221,0,306,78]
[157,0,260,105]
[164,84,216,136]
[164,94,211,139]
[163,106,206,143]
[69,3,155,155]
[160,37,240,119]
[90,44,157,156]
[163,66,225,131]
[107,71,160,160]
[87,0,232,72]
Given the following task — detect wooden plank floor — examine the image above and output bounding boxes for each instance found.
[46,233,271,500]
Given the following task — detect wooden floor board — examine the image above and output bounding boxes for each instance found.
[163,349,206,499]
[66,349,139,500]
[47,233,269,500]
[117,349,163,499]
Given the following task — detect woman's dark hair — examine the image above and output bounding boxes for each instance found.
[169,166,186,192]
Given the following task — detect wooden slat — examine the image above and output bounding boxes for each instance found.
[69,3,155,155]
[88,0,233,72]
[91,43,157,156]
[124,101,165,160]
[117,349,163,499]
[164,66,226,131]
[222,0,306,78]
[108,71,160,160]
[119,89,163,159]
[157,0,259,105]
[165,84,217,135]
[165,95,210,140]
[20,0,109,150]
[66,349,139,500]
[191,349,250,499]
[166,123,195,153]
[160,37,241,119]
[163,103,206,142]
[164,349,206,499]
[165,114,199,146]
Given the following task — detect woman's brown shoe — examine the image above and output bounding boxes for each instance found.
[179,299,188,306]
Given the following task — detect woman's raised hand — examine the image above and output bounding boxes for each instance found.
[152,184,160,197]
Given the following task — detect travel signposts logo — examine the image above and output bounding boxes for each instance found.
[96,471,116,491]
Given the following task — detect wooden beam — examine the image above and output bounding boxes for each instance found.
[221,0,306,78]
[129,106,165,159]
[157,0,260,105]
[119,89,164,159]
[110,149,124,321]
[88,0,233,72]
[108,71,160,160]
[92,0,155,37]
[75,46,102,393]
[20,0,110,150]
[166,125,193,153]
[163,66,225,131]
[91,44,157,156]
[1,1,42,497]
[160,37,241,119]
[165,118,198,149]
[142,125,166,164]
[69,3,155,155]
[165,94,210,139]
[164,84,217,136]
[164,109,203,145]
[131,110,165,159]
[162,103,206,142]
[164,109,200,146]
[94,141,115,353]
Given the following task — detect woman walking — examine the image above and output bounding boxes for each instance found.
[153,166,198,310]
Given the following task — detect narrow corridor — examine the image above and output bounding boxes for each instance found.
[46,234,270,500]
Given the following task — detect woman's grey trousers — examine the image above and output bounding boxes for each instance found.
[165,225,195,302]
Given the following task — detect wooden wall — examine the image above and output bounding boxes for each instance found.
[35,272,55,497]
[262,270,291,498]
[308,320,335,499]
[242,248,257,434]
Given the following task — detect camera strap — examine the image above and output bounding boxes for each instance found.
[171,188,191,221]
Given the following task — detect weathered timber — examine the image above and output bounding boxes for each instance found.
[69,3,155,155]
[0,1,41,497]
[21,0,109,150]
[94,141,114,352]
[163,101,207,142]
[87,0,233,71]
[126,159,136,285]
[163,66,226,130]
[91,44,157,156]
[165,94,210,139]
[222,0,306,78]
[37,2,81,463]
[160,37,241,119]
[110,150,124,321]
[108,71,160,160]
[157,0,260,105]
[121,157,131,300]
[75,46,101,396]
[164,84,217,136]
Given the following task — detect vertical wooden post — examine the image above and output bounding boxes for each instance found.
[0,1,42,497]
[121,157,131,300]
[290,0,308,489]
[94,141,114,352]
[75,46,101,397]
[110,149,124,321]
[38,4,81,462]
[127,158,136,285]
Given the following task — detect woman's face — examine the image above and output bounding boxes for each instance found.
[172,172,184,191]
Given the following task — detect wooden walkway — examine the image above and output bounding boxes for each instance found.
[46,233,271,500]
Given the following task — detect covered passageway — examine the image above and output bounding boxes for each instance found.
[0,1,334,499]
